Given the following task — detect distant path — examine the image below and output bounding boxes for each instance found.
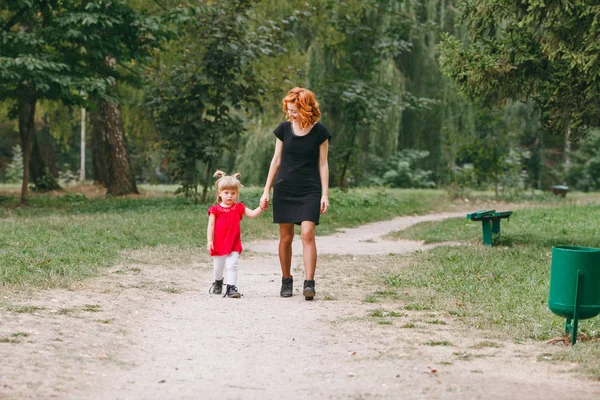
[247,211,466,255]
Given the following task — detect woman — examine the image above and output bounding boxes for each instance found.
[260,87,331,300]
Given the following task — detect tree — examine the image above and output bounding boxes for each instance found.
[2,1,100,203]
[90,95,138,195]
[438,1,600,141]
[148,0,283,203]
[306,0,418,187]
[0,0,170,203]
[5,144,23,183]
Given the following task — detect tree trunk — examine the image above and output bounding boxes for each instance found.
[338,128,357,189]
[30,132,62,192]
[80,107,86,182]
[202,159,213,204]
[18,93,36,205]
[90,109,109,186]
[90,99,139,196]
[564,124,571,185]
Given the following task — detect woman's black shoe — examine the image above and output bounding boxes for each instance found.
[280,276,293,297]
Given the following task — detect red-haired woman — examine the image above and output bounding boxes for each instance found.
[260,87,332,300]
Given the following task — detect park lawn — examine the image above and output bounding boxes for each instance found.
[0,186,449,287]
[382,203,600,378]
[1,184,600,375]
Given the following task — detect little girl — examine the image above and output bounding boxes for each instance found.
[207,170,264,298]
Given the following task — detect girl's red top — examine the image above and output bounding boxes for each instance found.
[208,202,246,256]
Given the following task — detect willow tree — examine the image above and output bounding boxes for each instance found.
[304,0,415,187]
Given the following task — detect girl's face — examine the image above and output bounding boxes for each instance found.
[287,103,301,123]
[218,188,238,207]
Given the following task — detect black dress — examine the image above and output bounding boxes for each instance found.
[272,121,332,225]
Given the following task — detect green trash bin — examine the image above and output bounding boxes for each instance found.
[548,246,600,344]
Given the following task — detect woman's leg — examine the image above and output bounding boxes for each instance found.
[278,223,294,277]
[300,221,317,280]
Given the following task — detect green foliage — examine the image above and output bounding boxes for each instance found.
[0,0,174,200]
[308,0,417,187]
[439,1,600,140]
[57,164,78,185]
[5,145,23,184]
[369,149,435,188]
[31,167,58,192]
[147,0,284,201]
[1,1,125,103]
[453,104,532,195]
[0,0,579,197]
[568,129,600,192]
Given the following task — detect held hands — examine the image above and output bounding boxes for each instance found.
[261,191,328,213]
[260,192,270,210]
[320,195,329,214]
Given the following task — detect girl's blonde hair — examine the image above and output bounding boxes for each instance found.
[213,170,243,203]
[282,87,321,129]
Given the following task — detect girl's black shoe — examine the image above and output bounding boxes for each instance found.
[224,284,241,298]
[209,279,223,295]
[303,280,315,300]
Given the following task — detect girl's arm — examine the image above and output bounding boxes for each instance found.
[319,140,330,214]
[245,206,264,218]
[206,213,216,253]
[260,138,283,209]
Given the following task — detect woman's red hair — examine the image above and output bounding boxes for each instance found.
[282,87,321,129]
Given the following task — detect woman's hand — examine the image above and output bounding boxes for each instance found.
[320,195,329,214]
[260,192,270,210]
[206,241,213,253]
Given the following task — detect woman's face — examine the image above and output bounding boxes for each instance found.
[287,103,301,123]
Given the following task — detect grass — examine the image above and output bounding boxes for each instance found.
[6,305,45,313]
[380,201,600,378]
[471,341,503,349]
[0,185,451,288]
[82,304,102,312]
[538,345,600,378]
[382,204,600,340]
[369,309,406,318]
[423,340,453,346]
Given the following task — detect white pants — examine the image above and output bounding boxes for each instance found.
[212,252,240,286]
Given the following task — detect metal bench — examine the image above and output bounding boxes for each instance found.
[551,185,569,198]
[466,210,513,246]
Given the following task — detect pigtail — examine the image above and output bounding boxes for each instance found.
[213,170,225,178]
[233,172,244,187]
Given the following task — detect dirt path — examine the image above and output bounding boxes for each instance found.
[1,212,599,399]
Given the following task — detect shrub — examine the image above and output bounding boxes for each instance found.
[5,145,23,184]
